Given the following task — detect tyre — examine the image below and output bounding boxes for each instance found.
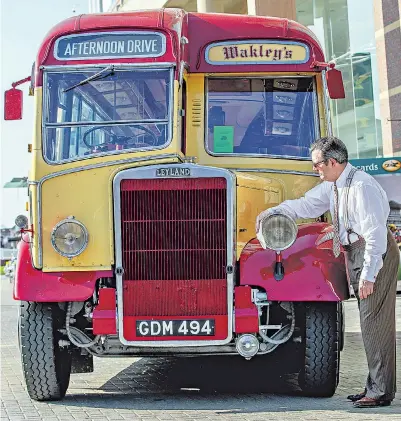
[338,302,345,352]
[19,301,72,401]
[298,302,339,397]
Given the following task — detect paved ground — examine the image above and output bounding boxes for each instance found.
[1,277,400,421]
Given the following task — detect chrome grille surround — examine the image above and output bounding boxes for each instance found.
[113,164,236,346]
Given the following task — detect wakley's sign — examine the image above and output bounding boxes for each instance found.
[205,40,309,65]
[54,32,166,60]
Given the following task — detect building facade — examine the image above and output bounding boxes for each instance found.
[388,201,401,227]
[91,0,401,161]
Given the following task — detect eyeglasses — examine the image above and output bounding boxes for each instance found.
[312,159,327,169]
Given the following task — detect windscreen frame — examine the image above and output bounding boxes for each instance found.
[41,63,175,165]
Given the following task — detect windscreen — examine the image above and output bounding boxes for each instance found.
[206,77,318,158]
[43,68,172,163]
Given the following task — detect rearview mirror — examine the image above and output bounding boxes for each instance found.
[326,69,345,99]
[4,88,23,120]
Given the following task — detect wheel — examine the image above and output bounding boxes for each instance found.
[19,302,72,401]
[298,302,340,397]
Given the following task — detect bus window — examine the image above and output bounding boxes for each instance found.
[206,77,318,159]
[43,68,173,163]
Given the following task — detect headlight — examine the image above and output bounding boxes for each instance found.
[51,218,89,258]
[259,213,298,251]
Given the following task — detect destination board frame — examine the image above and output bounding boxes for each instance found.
[54,31,167,61]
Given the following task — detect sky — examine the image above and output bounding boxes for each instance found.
[0,0,89,227]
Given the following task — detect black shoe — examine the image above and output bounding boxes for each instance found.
[347,391,366,402]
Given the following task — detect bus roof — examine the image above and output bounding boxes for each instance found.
[188,12,325,72]
[36,9,184,70]
[35,8,326,82]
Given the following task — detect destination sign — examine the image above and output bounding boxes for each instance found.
[54,31,166,60]
[205,40,309,65]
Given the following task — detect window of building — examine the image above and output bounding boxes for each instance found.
[296,0,383,159]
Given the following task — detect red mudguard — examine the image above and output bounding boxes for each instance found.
[240,223,349,301]
[14,236,113,302]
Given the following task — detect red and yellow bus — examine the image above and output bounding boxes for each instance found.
[5,8,347,401]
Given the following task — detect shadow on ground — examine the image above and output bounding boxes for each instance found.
[53,332,401,415]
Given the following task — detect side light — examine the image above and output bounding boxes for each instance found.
[15,214,28,229]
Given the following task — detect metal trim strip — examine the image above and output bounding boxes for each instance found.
[40,63,176,71]
[232,168,318,176]
[321,70,333,136]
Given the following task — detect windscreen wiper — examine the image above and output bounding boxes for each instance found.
[63,65,115,93]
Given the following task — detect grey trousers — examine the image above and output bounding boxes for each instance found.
[346,229,400,400]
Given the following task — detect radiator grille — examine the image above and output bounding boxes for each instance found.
[120,177,228,317]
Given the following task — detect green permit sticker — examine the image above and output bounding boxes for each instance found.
[213,126,234,153]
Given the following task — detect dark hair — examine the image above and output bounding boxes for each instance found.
[310,136,348,164]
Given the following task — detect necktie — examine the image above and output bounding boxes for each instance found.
[332,182,341,257]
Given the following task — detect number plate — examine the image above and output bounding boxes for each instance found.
[136,319,215,337]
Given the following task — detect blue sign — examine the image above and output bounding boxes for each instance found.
[350,157,401,175]
[54,31,166,60]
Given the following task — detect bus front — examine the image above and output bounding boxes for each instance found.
[9,10,190,402]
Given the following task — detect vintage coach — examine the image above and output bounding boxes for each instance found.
[4,9,347,401]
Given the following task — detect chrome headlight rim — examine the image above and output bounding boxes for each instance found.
[261,213,298,251]
[51,218,89,258]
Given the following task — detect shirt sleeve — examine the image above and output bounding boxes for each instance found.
[354,183,389,282]
[271,181,331,220]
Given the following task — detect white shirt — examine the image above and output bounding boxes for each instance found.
[273,163,390,282]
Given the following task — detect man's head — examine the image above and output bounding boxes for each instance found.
[310,136,348,182]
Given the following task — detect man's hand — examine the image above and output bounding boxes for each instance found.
[358,279,375,299]
[255,209,272,233]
